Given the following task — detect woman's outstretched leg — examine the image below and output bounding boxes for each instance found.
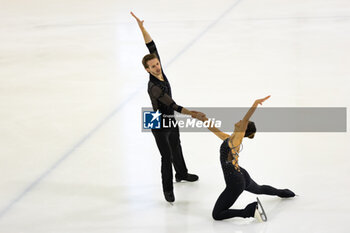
[246,179,295,197]
[241,168,295,198]
[212,186,257,220]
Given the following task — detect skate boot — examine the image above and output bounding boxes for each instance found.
[278,189,295,198]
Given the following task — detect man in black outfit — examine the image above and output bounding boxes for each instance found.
[131,12,203,203]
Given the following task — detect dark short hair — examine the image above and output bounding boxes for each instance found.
[244,121,256,138]
[142,54,158,68]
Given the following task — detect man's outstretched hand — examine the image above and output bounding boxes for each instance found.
[130,11,144,28]
[191,111,207,122]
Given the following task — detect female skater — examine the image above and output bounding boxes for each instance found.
[195,95,295,221]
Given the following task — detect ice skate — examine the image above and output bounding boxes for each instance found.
[255,197,267,222]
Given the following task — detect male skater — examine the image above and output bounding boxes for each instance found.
[131,12,203,203]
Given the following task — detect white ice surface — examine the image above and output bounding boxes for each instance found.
[0,0,350,232]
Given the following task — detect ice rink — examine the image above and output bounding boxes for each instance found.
[1,0,350,232]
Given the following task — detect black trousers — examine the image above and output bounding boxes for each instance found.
[152,126,188,192]
[212,167,283,220]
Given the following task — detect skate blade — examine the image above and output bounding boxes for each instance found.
[256,197,267,222]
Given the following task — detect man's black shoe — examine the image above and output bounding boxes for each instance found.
[163,191,175,202]
[175,173,199,182]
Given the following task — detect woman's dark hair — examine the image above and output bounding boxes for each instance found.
[244,121,256,138]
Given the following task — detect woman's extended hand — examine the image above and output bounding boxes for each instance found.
[255,95,271,105]
[191,111,207,122]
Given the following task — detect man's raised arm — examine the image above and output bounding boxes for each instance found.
[131,12,152,44]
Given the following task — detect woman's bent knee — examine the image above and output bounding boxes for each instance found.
[212,211,223,221]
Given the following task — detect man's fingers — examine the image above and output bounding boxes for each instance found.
[130,11,140,21]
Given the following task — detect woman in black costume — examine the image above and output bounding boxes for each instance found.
[195,95,295,221]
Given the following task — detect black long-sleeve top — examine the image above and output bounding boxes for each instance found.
[146,41,183,115]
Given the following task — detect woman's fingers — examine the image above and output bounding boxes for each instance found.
[264,95,271,100]
[256,95,271,104]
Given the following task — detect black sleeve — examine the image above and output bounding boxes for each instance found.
[146,40,162,65]
[150,85,183,113]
